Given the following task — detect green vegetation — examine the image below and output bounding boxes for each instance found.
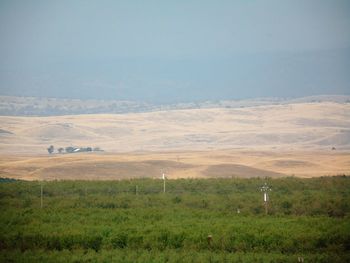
[1,176,350,262]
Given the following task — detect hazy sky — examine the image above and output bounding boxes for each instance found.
[0,0,349,103]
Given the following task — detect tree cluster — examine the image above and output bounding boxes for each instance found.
[47,145,102,154]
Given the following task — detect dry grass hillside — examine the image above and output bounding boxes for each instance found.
[0,150,349,180]
[1,102,349,154]
[0,101,349,180]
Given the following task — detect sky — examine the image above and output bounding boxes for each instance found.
[0,0,349,103]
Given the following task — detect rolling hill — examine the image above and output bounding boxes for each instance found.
[0,101,349,154]
[0,99,349,180]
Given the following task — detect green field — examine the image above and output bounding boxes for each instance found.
[1,177,350,262]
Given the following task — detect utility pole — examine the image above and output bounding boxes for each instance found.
[40,181,43,209]
[162,172,166,193]
[260,182,271,215]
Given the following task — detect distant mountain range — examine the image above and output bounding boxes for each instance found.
[0,95,349,116]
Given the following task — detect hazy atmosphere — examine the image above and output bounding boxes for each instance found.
[1,2,350,262]
[1,0,349,102]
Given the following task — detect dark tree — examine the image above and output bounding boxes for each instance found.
[47,145,54,154]
[58,147,64,154]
